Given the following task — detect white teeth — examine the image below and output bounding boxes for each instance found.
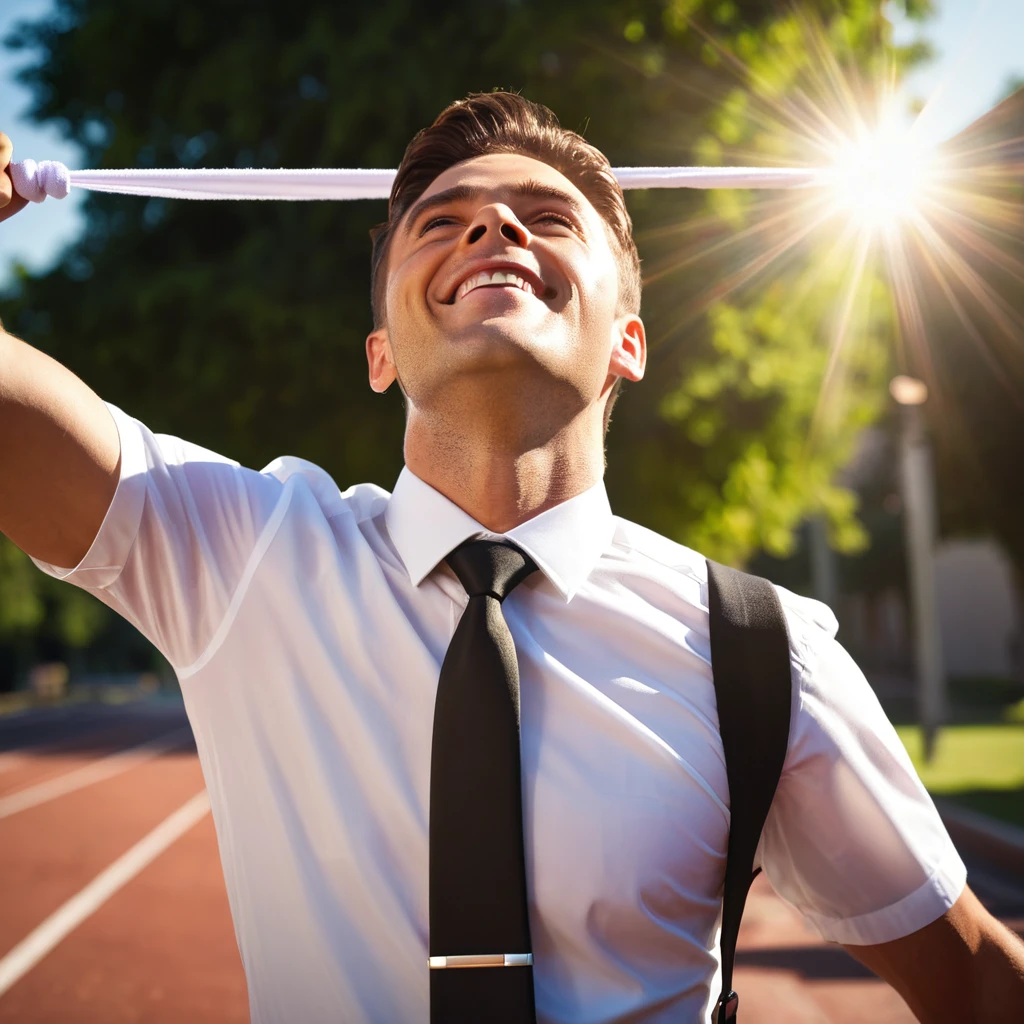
[455,269,540,301]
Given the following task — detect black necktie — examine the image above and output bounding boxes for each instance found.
[429,539,539,1024]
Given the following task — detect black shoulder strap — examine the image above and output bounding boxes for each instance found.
[706,559,792,1024]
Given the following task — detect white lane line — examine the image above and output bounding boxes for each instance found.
[0,789,210,998]
[0,755,27,776]
[0,728,192,820]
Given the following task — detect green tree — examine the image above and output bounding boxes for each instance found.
[607,1,932,562]
[0,535,109,688]
[0,0,934,676]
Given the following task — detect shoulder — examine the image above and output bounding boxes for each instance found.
[609,515,708,581]
[610,512,835,638]
[773,583,839,651]
[606,512,847,704]
[258,454,391,524]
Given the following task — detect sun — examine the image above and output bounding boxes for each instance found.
[824,114,937,235]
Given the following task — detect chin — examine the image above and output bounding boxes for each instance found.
[447,319,550,361]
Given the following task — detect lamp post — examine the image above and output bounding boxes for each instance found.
[890,375,946,761]
[808,516,839,612]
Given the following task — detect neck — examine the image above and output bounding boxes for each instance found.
[403,399,605,533]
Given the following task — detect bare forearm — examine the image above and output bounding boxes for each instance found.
[971,919,1024,1021]
[0,328,119,566]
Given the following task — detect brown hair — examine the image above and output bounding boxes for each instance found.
[369,92,639,433]
[369,92,642,328]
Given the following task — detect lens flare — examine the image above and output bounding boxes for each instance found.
[635,5,1024,457]
[826,119,935,233]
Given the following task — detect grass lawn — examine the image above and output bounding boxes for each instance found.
[895,723,1024,830]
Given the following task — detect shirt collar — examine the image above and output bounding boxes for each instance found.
[384,465,614,603]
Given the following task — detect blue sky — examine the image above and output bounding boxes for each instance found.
[2,0,1023,288]
[1,0,86,286]
[890,0,1024,147]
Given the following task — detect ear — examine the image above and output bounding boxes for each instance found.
[366,326,397,393]
[608,314,646,383]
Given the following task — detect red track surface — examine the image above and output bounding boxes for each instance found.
[0,705,1019,1023]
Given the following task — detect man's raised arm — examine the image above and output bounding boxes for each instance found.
[1,131,120,569]
[0,328,120,567]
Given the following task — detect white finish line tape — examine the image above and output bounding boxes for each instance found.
[0,789,210,998]
[0,728,192,820]
[10,160,826,203]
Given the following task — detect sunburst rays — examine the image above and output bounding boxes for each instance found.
[635,5,1024,452]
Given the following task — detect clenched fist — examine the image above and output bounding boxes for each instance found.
[1,134,29,223]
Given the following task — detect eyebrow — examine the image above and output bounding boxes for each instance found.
[402,178,586,233]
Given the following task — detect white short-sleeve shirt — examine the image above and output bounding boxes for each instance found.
[33,403,966,1024]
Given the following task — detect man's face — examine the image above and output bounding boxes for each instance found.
[366,153,644,421]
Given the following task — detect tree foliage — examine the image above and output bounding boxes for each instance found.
[0,533,111,684]
[0,0,932,678]
[605,2,928,562]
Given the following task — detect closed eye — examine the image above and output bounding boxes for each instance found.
[534,212,575,228]
[419,211,579,238]
[420,215,460,235]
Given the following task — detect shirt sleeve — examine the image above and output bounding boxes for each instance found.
[757,592,967,946]
[31,401,285,673]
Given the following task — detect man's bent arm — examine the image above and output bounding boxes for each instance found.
[843,885,1024,1023]
[0,327,120,567]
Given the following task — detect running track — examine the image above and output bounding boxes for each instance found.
[0,702,1020,1023]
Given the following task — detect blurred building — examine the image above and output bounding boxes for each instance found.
[935,538,1021,678]
[757,413,1024,691]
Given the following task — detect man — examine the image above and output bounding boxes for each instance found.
[1,92,1022,1023]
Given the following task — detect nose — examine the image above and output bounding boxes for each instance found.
[462,203,530,248]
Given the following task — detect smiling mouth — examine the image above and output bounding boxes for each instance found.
[448,269,539,304]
